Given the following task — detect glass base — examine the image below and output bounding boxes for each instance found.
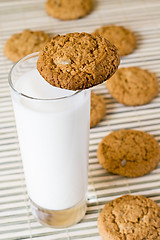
[30,198,87,228]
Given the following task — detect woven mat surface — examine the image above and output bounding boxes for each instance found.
[0,0,160,239]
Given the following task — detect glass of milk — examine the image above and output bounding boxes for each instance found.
[9,53,90,228]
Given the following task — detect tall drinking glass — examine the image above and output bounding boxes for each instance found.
[9,53,90,228]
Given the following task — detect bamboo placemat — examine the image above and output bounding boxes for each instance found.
[0,0,160,239]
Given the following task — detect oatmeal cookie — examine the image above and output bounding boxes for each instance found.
[37,32,120,90]
[106,67,159,106]
[97,129,160,177]
[98,195,160,240]
[92,25,136,56]
[45,0,92,20]
[90,92,106,128]
[4,29,50,62]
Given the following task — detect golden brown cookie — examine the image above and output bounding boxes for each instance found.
[97,129,160,177]
[45,0,92,20]
[98,195,160,240]
[4,29,50,62]
[37,32,120,90]
[106,67,159,106]
[92,25,136,56]
[90,92,106,128]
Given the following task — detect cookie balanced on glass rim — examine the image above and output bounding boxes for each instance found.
[37,32,120,90]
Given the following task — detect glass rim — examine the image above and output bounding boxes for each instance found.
[8,52,82,101]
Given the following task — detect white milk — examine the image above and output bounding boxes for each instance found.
[11,69,90,210]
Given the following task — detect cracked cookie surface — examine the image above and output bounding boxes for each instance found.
[92,25,136,56]
[106,67,159,106]
[46,0,92,20]
[98,195,160,240]
[37,32,120,90]
[97,129,160,177]
[90,92,106,128]
[4,29,50,62]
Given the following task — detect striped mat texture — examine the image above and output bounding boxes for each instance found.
[0,0,160,239]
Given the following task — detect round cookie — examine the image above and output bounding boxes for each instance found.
[92,25,136,56]
[106,67,159,106]
[90,92,106,128]
[37,32,120,90]
[98,195,160,240]
[45,0,92,20]
[97,129,160,177]
[4,29,50,62]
